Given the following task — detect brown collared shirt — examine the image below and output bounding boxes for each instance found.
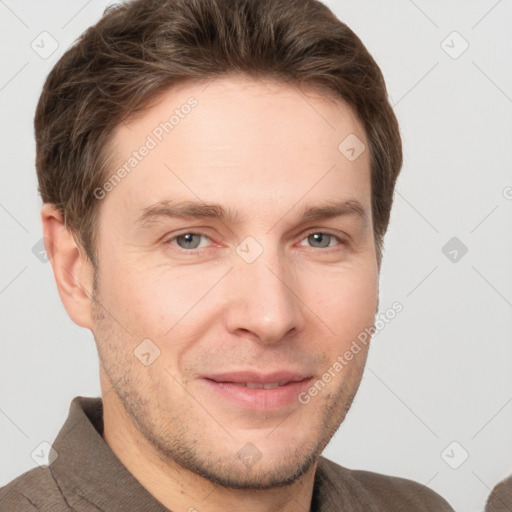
[0,396,455,511]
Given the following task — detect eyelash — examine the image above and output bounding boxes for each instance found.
[163,230,346,252]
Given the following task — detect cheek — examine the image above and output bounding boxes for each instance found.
[103,262,220,337]
[302,265,378,340]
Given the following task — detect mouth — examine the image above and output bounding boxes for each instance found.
[200,371,313,411]
[216,380,297,389]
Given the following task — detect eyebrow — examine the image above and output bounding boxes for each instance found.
[136,198,367,228]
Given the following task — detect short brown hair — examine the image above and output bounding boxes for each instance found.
[35,0,402,268]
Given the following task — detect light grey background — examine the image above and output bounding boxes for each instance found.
[1,1,511,511]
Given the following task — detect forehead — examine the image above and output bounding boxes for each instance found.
[103,76,371,223]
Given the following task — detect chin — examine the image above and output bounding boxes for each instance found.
[181,449,319,490]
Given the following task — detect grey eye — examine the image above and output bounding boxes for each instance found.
[176,233,203,249]
[307,233,333,248]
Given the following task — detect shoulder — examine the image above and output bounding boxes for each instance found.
[0,466,69,511]
[485,475,512,512]
[317,456,455,511]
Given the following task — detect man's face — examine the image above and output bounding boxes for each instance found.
[90,76,378,489]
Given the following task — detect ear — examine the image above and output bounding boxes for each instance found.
[41,204,95,329]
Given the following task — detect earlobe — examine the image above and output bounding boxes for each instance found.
[41,204,95,329]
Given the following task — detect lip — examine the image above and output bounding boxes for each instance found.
[200,370,313,412]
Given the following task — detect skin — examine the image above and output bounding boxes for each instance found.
[42,76,379,512]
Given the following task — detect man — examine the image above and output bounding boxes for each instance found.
[0,0,455,510]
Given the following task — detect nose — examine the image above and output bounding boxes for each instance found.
[223,246,306,345]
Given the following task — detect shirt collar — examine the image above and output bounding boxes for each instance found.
[50,396,170,511]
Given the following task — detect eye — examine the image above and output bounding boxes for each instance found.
[299,232,343,249]
[164,230,345,252]
[166,232,211,250]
